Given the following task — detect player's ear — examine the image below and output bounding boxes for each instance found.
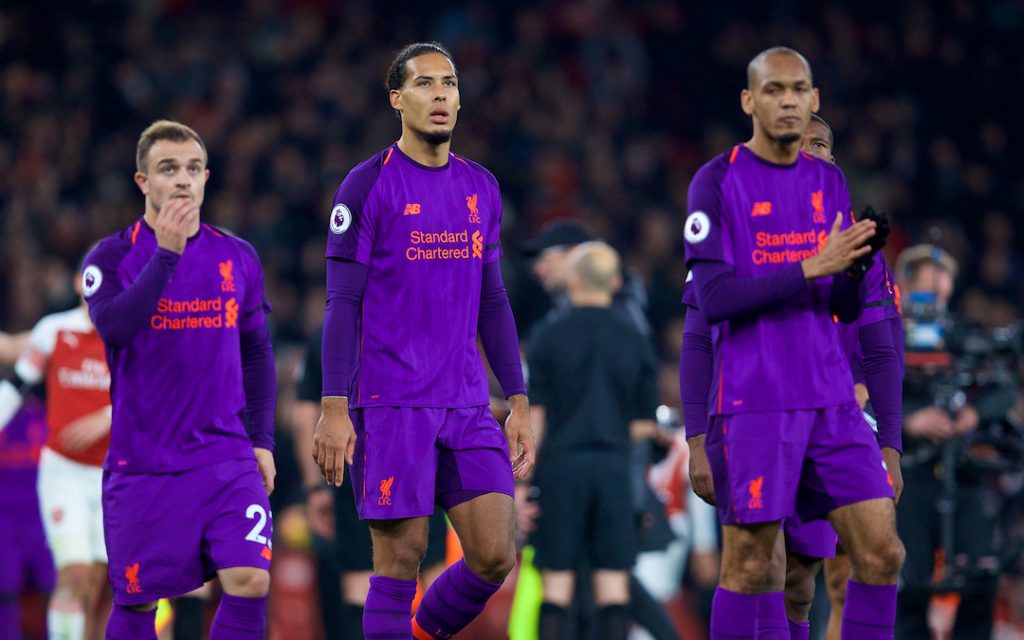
[389,90,402,113]
[740,89,754,116]
[811,88,820,114]
[134,171,149,196]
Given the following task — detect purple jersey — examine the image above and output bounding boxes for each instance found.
[84,219,271,473]
[325,144,502,408]
[684,145,856,414]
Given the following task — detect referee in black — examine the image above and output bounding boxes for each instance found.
[527,242,660,640]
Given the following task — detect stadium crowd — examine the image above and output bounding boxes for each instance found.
[1,1,1022,639]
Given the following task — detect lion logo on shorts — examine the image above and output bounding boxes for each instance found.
[748,476,765,510]
[378,476,394,506]
[125,562,142,594]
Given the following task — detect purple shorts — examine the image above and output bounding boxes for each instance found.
[349,406,514,520]
[102,458,272,606]
[705,402,893,526]
[784,516,838,559]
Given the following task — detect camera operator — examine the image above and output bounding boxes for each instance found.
[895,244,1001,639]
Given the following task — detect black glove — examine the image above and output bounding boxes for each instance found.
[847,205,890,280]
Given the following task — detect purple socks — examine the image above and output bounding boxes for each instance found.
[413,559,502,639]
[209,593,267,639]
[842,580,897,639]
[711,587,759,639]
[788,617,810,640]
[364,575,417,639]
[712,588,793,639]
[754,591,788,639]
[105,604,157,640]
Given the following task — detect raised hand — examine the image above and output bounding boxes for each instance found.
[802,212,876,280]
[154,197,199,254]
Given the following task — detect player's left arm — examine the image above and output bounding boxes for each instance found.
[478,183,533,479]
[478,259,533,479]
[239,245,277,495]
[858,315,904,502]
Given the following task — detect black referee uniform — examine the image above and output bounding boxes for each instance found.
[526,306,659,574]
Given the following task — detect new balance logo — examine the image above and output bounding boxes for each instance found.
[751,201,772,217]
[403,203,422,216]
[378,476,394,506]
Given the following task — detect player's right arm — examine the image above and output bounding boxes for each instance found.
[315,160,379,486]
[0,316,56,431]
[680,300,715,505]
[685,161,877,324]
[85,199,197,347]
[315,258,367,487]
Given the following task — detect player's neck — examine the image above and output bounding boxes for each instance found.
[397,134,450,168]
[745,133,801,165]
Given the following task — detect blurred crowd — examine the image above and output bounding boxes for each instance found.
[2,1,1021,343]
[1,0,1023,638]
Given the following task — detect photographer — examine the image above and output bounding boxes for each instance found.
[895,245,1001,639]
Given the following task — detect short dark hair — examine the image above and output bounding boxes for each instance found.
[809,113,834,148]
[136,120,207,173]
[747,46,812,88]
[385,42,456,92]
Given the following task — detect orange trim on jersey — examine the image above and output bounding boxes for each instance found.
[412,617,436,640]
[358,306,365,404]
[717,368,724,414]
[131,221,141,244]
[452,154,468,165]
[729,145,740,163]
[383,147,395,165]
[361,431,368,504]
[721,417,741,520]
[203,223,223,238]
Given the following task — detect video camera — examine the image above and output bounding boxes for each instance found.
[902,288,1024,592]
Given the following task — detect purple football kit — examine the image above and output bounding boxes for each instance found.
[682,209,903,561]
[682,144,893,529]
[0,398,55,638]
[84,219,276,605]
[324,144,521,520]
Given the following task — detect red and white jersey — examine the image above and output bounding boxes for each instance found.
[648,430,691,520]
[15,307,110,466]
